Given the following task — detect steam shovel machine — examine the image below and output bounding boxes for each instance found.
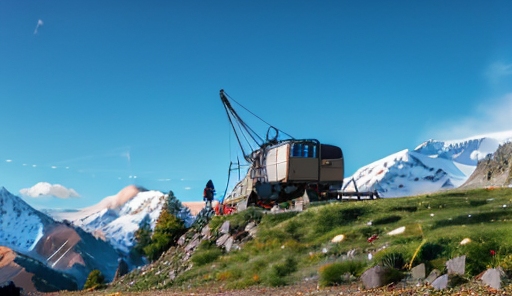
[216,90,378,215]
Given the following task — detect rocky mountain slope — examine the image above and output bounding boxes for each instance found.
[0,246,78,292]
[460,142,512,189]
[344,131,512,197]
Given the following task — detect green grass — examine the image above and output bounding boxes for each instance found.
[112,188,512,291]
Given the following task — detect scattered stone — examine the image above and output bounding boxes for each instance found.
[192,233,201,241]
[114,258,129,281]
[387,226,406,236]
[185,238,200,252]
[425,269,441,283]
[331,234,345,243]
[201,225,211,238]
[460,238,471,245]
[248,227,258,237]
[361,266,392,289]
[245,222,256,232]
[347,249,357,258]
[224,236,234,252]
[220,221,230,234]
[446,255,465,275]
[411,263,426,280]
[481,268,504,290]
[216,233,230,247]
[0,281,21,296]
[431,274,448,290]
[169,270,176,281]
[177,234,186,246]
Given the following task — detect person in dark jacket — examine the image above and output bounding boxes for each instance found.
[203,180,215,208]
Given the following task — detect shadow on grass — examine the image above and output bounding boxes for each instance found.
[432,210,512,229]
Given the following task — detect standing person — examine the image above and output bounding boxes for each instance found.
[203,180,215,208]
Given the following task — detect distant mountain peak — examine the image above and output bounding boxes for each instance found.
[346,131,512,197]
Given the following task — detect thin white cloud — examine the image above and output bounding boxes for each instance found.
[157,179,171,181]
[32,165,37,167]
[20,182,80,199]
[425,93,512,140]
[6,159,12,163]
[184,187,192,190]
[51,166,57,169]
[486,62,512,85]
[34,19,43,35]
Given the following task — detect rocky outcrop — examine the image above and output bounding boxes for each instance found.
[461,142,512,189]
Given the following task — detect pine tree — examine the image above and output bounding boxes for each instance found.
[133,214,152,256]
[142,194,188,261]
[83,270,105,290]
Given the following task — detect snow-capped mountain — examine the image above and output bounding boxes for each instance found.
[345,131,512,197]
[49,185,194,254]
[0,187,51,253]
[0,187,120,289]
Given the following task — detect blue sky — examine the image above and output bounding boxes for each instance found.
[1,0,512,209]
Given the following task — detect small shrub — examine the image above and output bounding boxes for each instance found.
[381,252,406,270]
[454,238,502,276]
[419,242,445,262]
[284,219,303,241]
[319,260,367,287]
[373,215,402,225]
[83,270,105,290]
[263,257,298,287]
[191,248,223,266]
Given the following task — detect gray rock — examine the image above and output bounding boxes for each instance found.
[425,269,441,283]
[361,266,391,289]
[177,234,186,246]
[481,268,504,290]
[216,233,230,247]
[411,263,426,280]
[431,274,449,290]
[245,222,256,232]
[224,236,234,252]
[220,221,230,234]
[201,225,211,238]
[185,238,199,252]
[248,227,258,237]
[446,255,465,275]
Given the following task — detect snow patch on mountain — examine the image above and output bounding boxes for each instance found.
[0,187,44,253]
[345,131,512,197]
[47,187,199,254]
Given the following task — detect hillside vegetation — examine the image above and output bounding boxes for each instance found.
[106,188,512,293]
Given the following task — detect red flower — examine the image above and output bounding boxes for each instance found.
[491,250,496,256]
[367,234,379,243]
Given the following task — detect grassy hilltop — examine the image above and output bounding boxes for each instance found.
[93,188,512,294]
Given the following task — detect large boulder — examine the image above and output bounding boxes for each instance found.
[431,274,448,290]
[425,269,441,283]
[446,256,465,275]
[361,266,399,289]
[481,268,505,290]
[411,263,425,280]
